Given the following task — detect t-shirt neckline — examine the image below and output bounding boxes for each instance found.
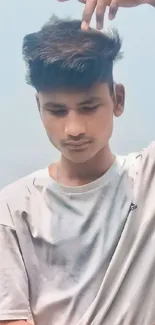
[46,155,125,195]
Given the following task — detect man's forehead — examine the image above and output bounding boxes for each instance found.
[38,83,109,106]
[40,97,103,110]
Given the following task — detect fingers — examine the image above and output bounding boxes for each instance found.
[96,0,106,29]
[108,0,118,19]
[58,0,117,30]
[81,0,97,30]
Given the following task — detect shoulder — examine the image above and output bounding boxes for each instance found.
[125,142,155,194]
[0,168,49,227]
[0,168,48,200]
[126,142,155,172]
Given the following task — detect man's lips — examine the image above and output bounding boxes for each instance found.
[65,140,90,147]
[64,140,91,148]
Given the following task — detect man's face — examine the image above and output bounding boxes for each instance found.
[37,83,124,163]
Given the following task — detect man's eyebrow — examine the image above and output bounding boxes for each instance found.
[43,97,101,109]
[78,97,101,106]
[44,102,67,109]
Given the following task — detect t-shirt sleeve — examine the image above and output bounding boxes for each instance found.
[0,196,29,321]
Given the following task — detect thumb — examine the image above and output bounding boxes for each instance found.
[108,0,119,20]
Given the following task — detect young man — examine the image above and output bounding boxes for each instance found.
[0,6,155,325]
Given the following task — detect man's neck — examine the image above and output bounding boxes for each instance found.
[49,145,115,187]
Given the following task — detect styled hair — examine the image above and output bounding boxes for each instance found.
[22,16,122,92]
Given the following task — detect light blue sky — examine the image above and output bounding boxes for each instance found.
[0,0,155,187]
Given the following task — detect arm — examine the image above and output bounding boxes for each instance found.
[0,195,30,324]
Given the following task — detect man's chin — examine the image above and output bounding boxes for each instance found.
[62,150,97,164]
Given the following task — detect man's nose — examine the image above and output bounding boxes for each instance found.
[64,112,86,137]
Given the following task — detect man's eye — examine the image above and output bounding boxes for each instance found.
[48,109,67,116]
[82,105,99,113]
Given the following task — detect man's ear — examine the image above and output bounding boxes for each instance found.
[36,93,40,112]
[113,83,125,117]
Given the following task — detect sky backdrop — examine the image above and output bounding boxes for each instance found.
[0,0,155,187]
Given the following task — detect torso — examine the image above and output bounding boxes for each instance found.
[1,144,155,325]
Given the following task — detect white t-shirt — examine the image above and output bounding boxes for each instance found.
[0,143,155,325]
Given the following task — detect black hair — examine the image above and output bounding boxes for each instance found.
[22,16,122,92]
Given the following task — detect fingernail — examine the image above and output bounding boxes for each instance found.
[97,22,103,30]
[109,13,114,20]
[81,21,89,30]
[109,6,118,20]
[109,11,115,20]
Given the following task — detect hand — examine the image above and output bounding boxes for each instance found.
[82,0,144,30]
[57,0,154,30]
